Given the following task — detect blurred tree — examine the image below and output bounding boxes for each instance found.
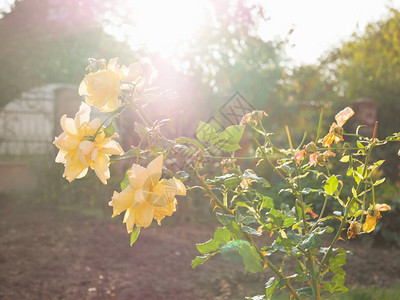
[318,8,400,181]
[179,0,287,109]
[0,0,138,110]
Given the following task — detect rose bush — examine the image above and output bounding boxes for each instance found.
[55,58,399,299]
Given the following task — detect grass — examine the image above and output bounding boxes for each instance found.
[331,283,400,300]
[262,283,400,300]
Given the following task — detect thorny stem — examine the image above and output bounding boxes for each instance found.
[315,108,324,143]
[255,134,316,298]
[311,165,331,232]
[244,234,301,300]
[255,136,310,234]
[134,103,154,128]
[253,138,288,184]
[166,143,299,299]
[193,170,232,215]
[191,169,300,299]
[289,133,319,298]
[317,144,374,276]
[204,155,257,160]
[307,252,321,300]
[359,182,368,224]
[92,104,129,140]
[285,126,309,234]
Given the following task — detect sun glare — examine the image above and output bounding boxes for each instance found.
[127,0,206,57]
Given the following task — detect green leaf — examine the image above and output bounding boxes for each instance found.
[216,213,236,225]
[236,201,250,208]
[346,167,353,177]
[226,221,243,240]
[286,230,302,244]
[240,216,257,225]
[175,136,206,150]
[196,239,220,254]
[322,281,333,293]
[224,176,240,189]
[297,286,313,297]
[301,234,322,250]
[340,155,350,162]
[111,148,139,162]
[301,187,323,195]
[214,227,231,243]
[215,173,237,181]
[238,242,263,273]
[104,123,115,137]
[240,225,262,236]
[130,227,140,246]
[351,186,358,199]
[337,197,346,207]
[324,175,338,196]
[265,277,278,299]
[196,121,218,144]
[260,196,274,209]
[329,253,347,267]
[192,254,214,269]
[282,217,295,228]
[134,122,149,138]
[332,273,347,292]
[120,169,131,190]
[242,169,270,187]
[174,171,189,182]
[348,201,359,217]
[374,178,386,186]
[215,125,245,152]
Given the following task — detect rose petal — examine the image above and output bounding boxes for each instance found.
[55,150,67,163]
[64,152,87,182]
[128,164,150,190]
[133,201,154,228]
[93,153,110,184]
[60,115,78,136]
[100,140,124,155]
[363,214,378,233]
[376,203,391,211]
[110,186,136,217]
[123,207,136,234]
[154,199,177,224]
[74,102,91,129]
[335,107,354,127]
[147,154,163,186]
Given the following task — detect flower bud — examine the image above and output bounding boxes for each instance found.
[347,221,361,239]
[333,126,344,136]
[305,142,317,154]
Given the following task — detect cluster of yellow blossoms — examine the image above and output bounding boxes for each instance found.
[109,155,186,233]
[54,58,185,233]
[53,102,124,184]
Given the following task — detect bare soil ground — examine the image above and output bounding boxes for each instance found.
[1,193,399,300]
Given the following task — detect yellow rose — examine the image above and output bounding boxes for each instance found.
[53,102,124,184]
[109,154,186,233]
[79,58,122,112]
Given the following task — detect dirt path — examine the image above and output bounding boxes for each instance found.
[0,195,399,300]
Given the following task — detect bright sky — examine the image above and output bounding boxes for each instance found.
[1,0,400,66]
[259,0,400,65]
[122,0,400,66]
